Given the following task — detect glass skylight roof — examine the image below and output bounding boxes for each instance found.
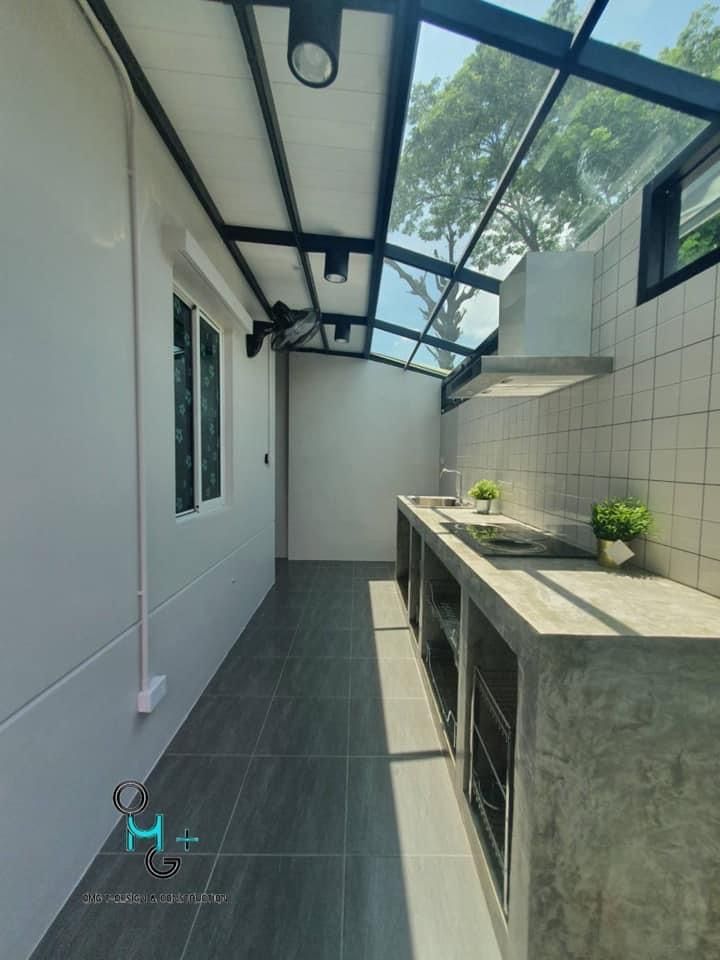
[387,23,554,264]
[376,259,434,334]
[470,75,707,280]
[372,0,720,377]
[592,2,720,79]
[370,327,414,364]
[428,284,499,350]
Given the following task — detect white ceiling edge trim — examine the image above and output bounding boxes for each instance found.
[163,226,253,334]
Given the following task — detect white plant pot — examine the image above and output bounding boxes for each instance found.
[475,499,492,514]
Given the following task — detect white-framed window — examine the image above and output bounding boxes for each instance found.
[173,288,224,516]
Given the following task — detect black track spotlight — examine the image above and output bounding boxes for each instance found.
[288,0,342,88]
[334,319,351,344]
[324,247,349,284]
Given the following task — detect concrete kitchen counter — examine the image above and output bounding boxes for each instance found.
[397,496,720,960]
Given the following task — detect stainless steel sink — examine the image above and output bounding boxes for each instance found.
[408,496,460,507]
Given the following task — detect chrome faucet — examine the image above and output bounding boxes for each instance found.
[440,467,462,505]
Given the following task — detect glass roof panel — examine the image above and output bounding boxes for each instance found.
[370,327,415,364]
[467,75,707,280]
[429,283,499,350]
[412,340,466,375]
[592,1,720,79]
[387,22,554,264]
[376,258,445,334]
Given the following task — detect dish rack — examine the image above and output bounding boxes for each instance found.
[426,579,461,658]
[424,641,458,750]
[469,666,517,916]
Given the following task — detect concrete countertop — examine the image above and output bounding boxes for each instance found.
[398,496,720,643]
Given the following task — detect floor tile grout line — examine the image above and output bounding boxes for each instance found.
[339,574,355,960]
[177,572,314,960]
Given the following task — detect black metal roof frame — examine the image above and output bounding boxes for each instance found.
[87,0,720,376]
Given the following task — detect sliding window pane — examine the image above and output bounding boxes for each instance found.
[593,2,720,79]
[199,316,221,502]
[469,76,705,279]
[677,150,720,270]
[173,294,194,514]
[388,23,553,263]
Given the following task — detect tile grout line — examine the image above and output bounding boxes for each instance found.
[177,567,316,960]
[338,572,356,960]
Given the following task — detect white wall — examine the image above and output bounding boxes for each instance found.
[0,4,275,957]
[289,354,441,560]
[441,188,720,598]
[275,351,289,557]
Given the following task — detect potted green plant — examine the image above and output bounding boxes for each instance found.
[468,479,501,515]
[590,496,653,569]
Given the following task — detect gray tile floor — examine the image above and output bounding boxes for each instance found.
[31,561,501,960]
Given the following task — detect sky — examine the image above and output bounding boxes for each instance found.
[373,0,718,363]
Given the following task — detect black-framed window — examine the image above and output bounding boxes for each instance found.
[173,294,194,514]
[173,291,224,515]
[639,126,720,305]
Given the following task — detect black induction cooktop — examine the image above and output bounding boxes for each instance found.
[441,522,593,559]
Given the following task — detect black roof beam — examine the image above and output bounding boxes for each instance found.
[87,0,273,320]
[321,313,368,326]
[420,0,571,70]
[575,41,720,122]
[224,226,374,255]
[405,0,611,368]
[222,229,500,294]
[364,0,420,357]
[384,243,500,294]
[231,1,329,349]
[374,319,474,356]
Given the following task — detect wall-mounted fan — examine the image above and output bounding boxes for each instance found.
[246,301,320,357]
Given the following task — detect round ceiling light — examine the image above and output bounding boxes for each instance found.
[324,247,349,284]
[288,0,342,88]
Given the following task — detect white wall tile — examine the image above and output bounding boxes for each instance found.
[684,266,717,312]
[701,520,720,560]
[673,483,704,519]
[683,302,715,345]
[442,205,720,598]
[699,556,720,597]
[656,317,682,356]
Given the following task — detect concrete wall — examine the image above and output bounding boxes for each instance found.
[0,4,275,957]
[289,354,441,560]
[441,188,720,598]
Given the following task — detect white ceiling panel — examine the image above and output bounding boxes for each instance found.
[255,4,390,238]
[296,188,376,236]
[109,0,236,36]
[237,243,309,308]
[310,253,370,315]
[285,140,378,183]
[122,25,249,78]
[206,177,289,229]
[110,0,289,234]
[145,69,266,138]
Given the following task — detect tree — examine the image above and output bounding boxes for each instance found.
[388,2,720,367]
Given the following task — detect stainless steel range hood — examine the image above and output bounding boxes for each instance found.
[448,354,613,399]
[445,252,613,400]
